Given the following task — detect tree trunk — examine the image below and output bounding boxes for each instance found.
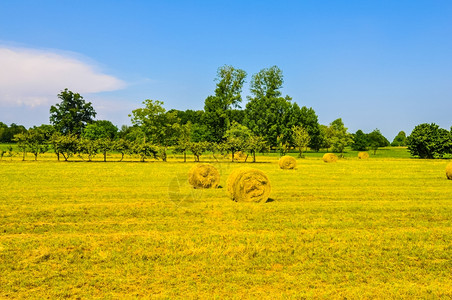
[183,151,186,162]
[103,151,107,162]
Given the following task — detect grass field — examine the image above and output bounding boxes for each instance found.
[1,152,451,298]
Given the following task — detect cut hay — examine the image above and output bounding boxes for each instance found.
[323,153,338,163]
[227,167,271,203]
[358,152,369,159]
[446,162,452,180]
[188,163,220,189]
[279,156,296,169]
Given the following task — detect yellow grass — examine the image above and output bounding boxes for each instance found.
[1,155,452,298]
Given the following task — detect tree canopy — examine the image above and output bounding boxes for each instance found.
[407,123,452,158]
[50,89,96,135]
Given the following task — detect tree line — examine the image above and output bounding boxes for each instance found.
[1,65,449,161]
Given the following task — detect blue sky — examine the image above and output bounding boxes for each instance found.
[1,0,451,140]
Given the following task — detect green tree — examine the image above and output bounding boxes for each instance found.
[223,121,252,162]
[174,123,192,162]
[407,123,452,158]
[367,129,390,155]
[292,125,310,157]
[131,141,158,162]
[245,136,268,163]
[188,141,210,162]
[26,128,49,161]
[78,138,98,161]
[329,118,353,155]
[351,130,369,151]
[0,123,27,143]
[13,128,49,161]
[113,139,131,162]
[129,100,180,161]
[299,106,322,151]
[171,109,205,125]
[122,126,146,142]
[50,133,79,161]
[190,123,210,142]
[245,66,293,147]
[318,125,331,151]
[0,122,8,143]
[97,138,114,162]
[13,132,28,161]
[391,131,407,146]
[34,124,56,141]
[203,65,247,142]
[50,89,96,135]
[83,120,118,140]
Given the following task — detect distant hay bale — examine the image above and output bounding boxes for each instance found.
[279,156,296,169]
[446,162,452,180]
[323,153,338,163]
[232,151,247,162]
[358,152,369,159]
[227,167,271,203]
[188,163,220,189]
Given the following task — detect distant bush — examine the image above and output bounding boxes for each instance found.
[407,123,452,159]
[391,131,407,146]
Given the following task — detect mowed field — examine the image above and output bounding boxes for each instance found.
[1,151,452,298]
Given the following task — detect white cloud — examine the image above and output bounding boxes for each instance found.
[0,46,126,107]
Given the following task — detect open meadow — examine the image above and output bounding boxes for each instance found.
[1,150,452,298]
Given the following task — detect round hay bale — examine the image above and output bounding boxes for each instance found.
[446,162,452,180]
[227,167,271,203]
[188,163,220,189]
[323,153,338,163]
[232,151,247,162]
[279,156,297,169]
[358,152,369,159]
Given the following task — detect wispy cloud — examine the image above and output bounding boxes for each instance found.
[0,46,126,107]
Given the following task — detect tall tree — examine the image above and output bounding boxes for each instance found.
[203,65,247,142]
[50,89,96,135]
[50,133,79,161]
[129,99,180,161]
[367,129,390,154]
[174,123,192,162]
[223,121,252,162]
[245,66,293,147]
[329,118,353,155]
[407,123,452,158]
[245,135,268,163]
[391,131,407,146]
[351,130,369,151]
[0,123,27,143]
[292,125,310,157]
[83,120,118,140]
